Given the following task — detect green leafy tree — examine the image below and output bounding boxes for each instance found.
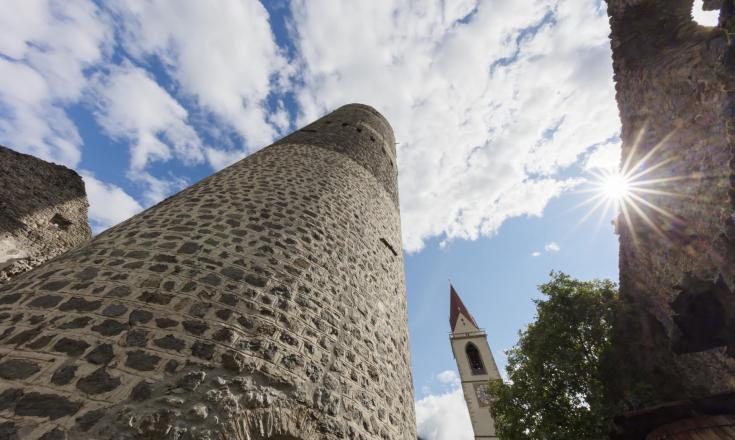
[488,272,619,440]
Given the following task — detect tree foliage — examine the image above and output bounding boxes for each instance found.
[488,272,619,440]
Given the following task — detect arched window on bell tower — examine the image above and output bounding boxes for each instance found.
[450,285,501,437]
[466,342,486,375]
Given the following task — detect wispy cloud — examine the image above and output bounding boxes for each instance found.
[0,0,109,167]
[545,242,561,252]
[89,63,203,203]
[531,251,542,257]
[289,0,619,251]
[436,370,460,385]
[584,140,621,172]
[82,172,143,232]
[107,0,291,153]
[0,0,620,253]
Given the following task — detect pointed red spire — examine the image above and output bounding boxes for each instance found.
[449,284,480,331]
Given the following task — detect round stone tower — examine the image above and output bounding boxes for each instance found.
[0,104,416,440]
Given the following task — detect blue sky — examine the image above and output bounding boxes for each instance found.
[0,1,719,438]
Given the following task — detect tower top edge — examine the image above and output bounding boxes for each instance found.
[336,103,390,122]
[335,103,396,148]
[273,103,400,206]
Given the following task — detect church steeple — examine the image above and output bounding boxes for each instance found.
[448,284,501,439]
[450,284,480,332]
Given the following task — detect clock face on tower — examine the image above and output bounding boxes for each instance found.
[474,383,493,407]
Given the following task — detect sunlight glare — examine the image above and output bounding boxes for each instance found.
[573,126,687,243]
[602,173,630,201]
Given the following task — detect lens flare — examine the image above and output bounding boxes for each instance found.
[601,173,630,202]
[574,126,690,243]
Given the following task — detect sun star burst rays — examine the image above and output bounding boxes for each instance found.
[576,127,695,243]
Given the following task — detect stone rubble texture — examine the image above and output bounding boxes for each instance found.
[606,0,735,437]
[0,146,91,282]
[0,104,416,439]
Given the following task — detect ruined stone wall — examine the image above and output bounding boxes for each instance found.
[0,146,91,282]
[606,0,735,430]
[0,104,416,439]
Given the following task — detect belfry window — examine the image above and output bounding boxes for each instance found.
[466,343,486,375]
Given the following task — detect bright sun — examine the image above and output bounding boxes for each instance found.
[576,127,685,240]
[575,168,638,228]
[601,173,630,201]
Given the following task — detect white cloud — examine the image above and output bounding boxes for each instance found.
[0,0,110,166]
[545,242,561,252]
[692,0,719,27]
[126,170,189,207]
[82,172,143,232]
[205,147,247,171]
[0,0,622,255]
[436,370,460,385]
[107,0,291,160]
[584,140,621,172]
[0,59,80,165]
[0,1,268,204]
[91,64,203,169]
[289,0,620,251]
[90,63,203,203]
[416,379,474,440]
[531,251,542,257]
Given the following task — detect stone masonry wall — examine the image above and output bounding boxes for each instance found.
[0,104,416,439]
[606,0,735,416]
[0,146,91,282]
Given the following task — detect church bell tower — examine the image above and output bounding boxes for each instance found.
[449,285,501,439]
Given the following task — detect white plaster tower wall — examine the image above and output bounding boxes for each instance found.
[449,286,501,440]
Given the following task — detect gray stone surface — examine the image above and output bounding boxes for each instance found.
[0,104,415,439]
[606,0,735,424]
[0,146,91,282]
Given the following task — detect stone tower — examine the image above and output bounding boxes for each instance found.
[606,0,735,438]
[449,285,500,440]
[0,104,416,439]
[0,145,91,282]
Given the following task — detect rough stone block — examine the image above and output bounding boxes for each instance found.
[0,146,91,281]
